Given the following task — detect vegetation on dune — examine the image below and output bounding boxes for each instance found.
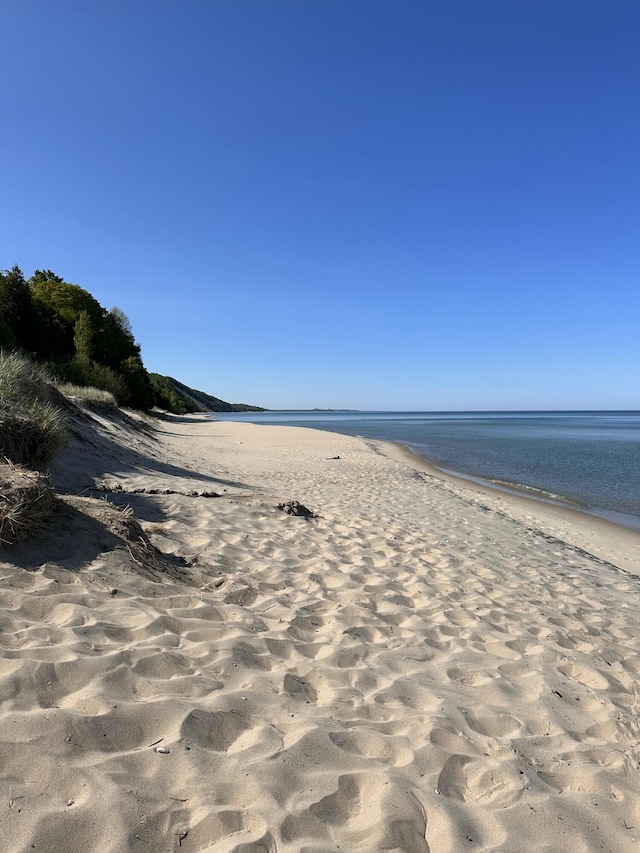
[149,373,264,414]
[0,262,267,550]
[0,264,263,414]
[57,384,118,406]
[0,265,153,410]
[0,352,68,471]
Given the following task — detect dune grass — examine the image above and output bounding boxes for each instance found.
[0,351,69,471]
[57,383,117,406]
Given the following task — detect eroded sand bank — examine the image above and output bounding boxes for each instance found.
[1,409,639,852]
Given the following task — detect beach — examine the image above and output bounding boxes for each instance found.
[2,406,640,852]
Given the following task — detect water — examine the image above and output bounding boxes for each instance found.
[214,411,640,531]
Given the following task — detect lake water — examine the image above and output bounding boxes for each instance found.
[214,411,640,531]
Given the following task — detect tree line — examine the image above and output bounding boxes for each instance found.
[0,264,155,409]
[0,264,264,413]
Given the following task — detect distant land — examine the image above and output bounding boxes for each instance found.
[149,374,264,414]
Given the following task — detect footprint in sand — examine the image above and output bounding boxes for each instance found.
[232,641,274,671]
[231,832,277,853]
[429,726,482,756]
[446,665,495,687]
[133,649,196,679]
[309,773,362,826]
[283,672,318,703]
[621,655,640,674]
[224,586,258,606]
[63,707,147,752]
[464,710,523,738]
[436,753,526,806]
[557,662,610,690]
[328,729,414,766]
[169,808,274,853]
[180,708,250,751]
[282,772,430,852]
[288,613,325,636]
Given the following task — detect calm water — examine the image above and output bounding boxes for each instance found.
[215,411,640,530]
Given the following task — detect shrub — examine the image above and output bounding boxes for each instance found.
[52,357,129,404]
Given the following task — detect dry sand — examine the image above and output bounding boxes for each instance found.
[1,406,639,853]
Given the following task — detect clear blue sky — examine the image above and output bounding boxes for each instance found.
[2,0,638,409]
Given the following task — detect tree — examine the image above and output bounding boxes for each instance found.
[0,312,15,349]
[109,306,133,338]
[2,262,174,411]
[95,307,140,370]
[0,265,36,350]
[74,310,94,363]
[120,355,154,409]
[29,269,65,285]
[31,279,105,329]
[30,299,73,359]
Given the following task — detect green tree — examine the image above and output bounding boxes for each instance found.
[31,279,105,329]
[109,306,133,338]
[94,306,140,370]
[29,269,65,285]
[120,355,154,409]
[31,299,73,359]
[3,262,181,412]
[74,310,94,363]
[0,312,14,349]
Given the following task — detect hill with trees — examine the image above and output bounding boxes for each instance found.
[0,265,262,413]
[149,374,263,414]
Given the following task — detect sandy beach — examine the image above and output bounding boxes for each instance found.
[2,405,640,853]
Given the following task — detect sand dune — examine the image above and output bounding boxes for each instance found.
[1,407,639,852]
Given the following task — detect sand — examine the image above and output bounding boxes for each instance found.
[1,406,639,853]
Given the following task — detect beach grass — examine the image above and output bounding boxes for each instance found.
[0,351,68,471]
[57,383,118,406]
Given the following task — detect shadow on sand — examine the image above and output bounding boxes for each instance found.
[50,407,256,496]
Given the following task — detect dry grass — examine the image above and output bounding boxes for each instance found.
[0,407,68,472]
[57,384,117,406]
[0,462,55,547]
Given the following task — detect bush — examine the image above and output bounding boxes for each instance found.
[0,351,68,470]
[51,357,129,404]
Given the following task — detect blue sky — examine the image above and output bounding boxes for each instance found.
[2,1,638,409]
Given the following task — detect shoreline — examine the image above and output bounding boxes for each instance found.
[2,408,640,852]
[397,440,640,534]
[216,410,640,536]
[363,433,640,575]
